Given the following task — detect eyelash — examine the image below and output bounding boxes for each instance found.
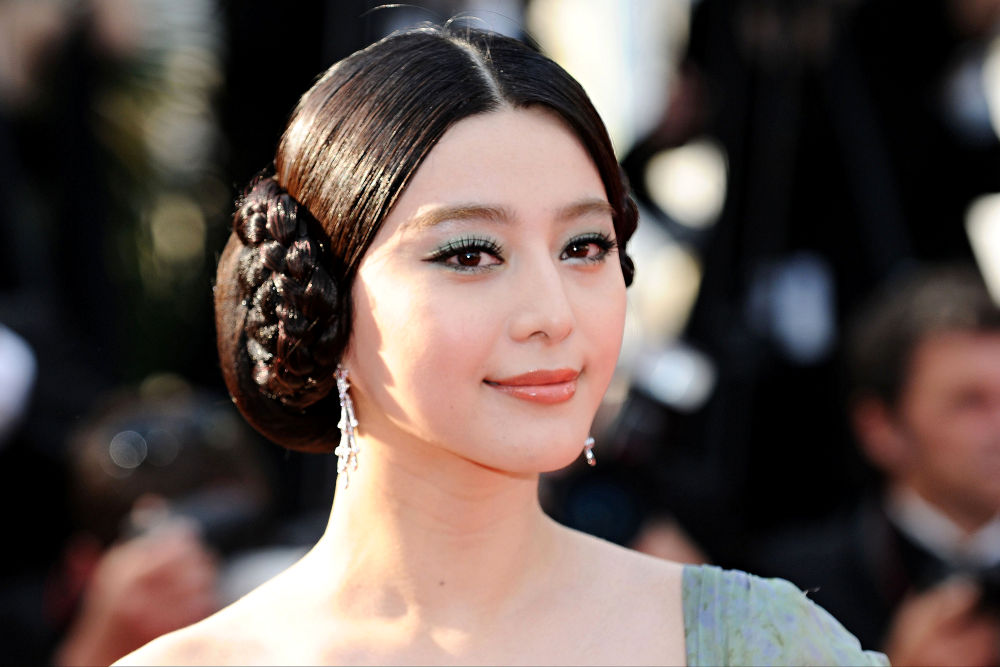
[425,236,505,272]
[425,232,618,273]
[561,232,617,263]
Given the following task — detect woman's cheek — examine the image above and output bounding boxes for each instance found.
[388,280,494,374]
[606,282,628,352]
[419,285,497,360]
[579,272,626,343]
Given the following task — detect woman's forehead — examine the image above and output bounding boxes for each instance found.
[382,108,608,233]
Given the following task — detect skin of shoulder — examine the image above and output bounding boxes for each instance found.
[112,565,299,666]
[566,523,688,598]
[112,609,266,666]
[565,522,686,571]
[547,523,689,664]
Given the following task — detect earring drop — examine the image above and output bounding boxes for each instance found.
[583,436,596,466]
[334,366,360,487]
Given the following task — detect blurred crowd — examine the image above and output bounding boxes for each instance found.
[2,0,1000,664]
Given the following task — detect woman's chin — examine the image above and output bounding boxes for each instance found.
[483,442,592,476]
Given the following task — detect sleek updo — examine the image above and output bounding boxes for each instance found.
[215,24,638,452]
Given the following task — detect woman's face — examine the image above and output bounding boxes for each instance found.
[343,107,627,474]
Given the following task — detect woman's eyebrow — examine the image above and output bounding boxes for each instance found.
[554,198,615,222]
[407,198,613,230]
[408,204,513,230]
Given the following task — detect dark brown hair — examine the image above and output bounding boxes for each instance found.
[846,264,1000,409]
[215,24,638,452]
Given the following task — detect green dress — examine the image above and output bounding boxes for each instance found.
[683,565,890,666]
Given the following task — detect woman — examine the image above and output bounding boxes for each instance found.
[117,24,887,665]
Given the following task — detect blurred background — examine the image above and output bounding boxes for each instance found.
[3,0,1000,663]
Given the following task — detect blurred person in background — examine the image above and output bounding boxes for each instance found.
[751,265,1000,667]
[50,383,280,666]
[609,0,1000,572]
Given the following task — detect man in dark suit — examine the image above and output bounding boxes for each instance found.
[752,265,1000,666]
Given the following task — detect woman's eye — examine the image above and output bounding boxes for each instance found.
[450,249,500,268]
[563,241,598,259]
[561,233,616,263]
[426,237,504,272]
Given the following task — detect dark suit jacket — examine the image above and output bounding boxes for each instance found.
[748,497,952,649]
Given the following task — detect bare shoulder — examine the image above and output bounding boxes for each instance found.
[113,564,304,666]
[113,628,220,665]
[552,522,688,664]
[561,521,687,586]
[595,532,683,603]
[113,606,270,666]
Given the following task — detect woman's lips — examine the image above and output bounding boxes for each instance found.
[484,369,579,404]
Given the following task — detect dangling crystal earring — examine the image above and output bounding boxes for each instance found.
[334,366,360,487]
[583,436,596,466]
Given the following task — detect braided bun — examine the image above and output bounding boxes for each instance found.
[232,177,343,410]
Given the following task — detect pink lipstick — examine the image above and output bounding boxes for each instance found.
[485,369,579,404]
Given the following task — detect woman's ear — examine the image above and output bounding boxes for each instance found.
[851,396,910,475]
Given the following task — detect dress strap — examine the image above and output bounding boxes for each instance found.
[681,564,889,666]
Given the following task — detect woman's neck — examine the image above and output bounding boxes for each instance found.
[313,433,561,629]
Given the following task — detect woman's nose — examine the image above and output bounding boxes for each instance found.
[506,254,575,343]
